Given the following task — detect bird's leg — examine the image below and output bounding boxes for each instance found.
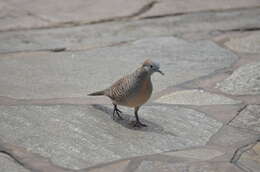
[113,104,123,120]
[134,107,147,127]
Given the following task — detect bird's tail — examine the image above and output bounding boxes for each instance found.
[88,90,105,96]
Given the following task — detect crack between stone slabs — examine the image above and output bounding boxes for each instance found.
[152,49,260,104]
[124,159,144,172]
[229,125,260,136]
[151,102,243,124]
[79,148,195,172]
[0,139,75,172]
[152,67,237,101]
[129,1,158,18]
[0,40,134,55]
[139,6,260,20]
[0,1,157,33]
[218,27,260,33]
[0,150,29,171]
[1,5,259,33]
[230,140,259,172]
[226,105,248,126]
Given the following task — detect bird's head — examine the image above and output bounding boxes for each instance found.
[142,59,164,76]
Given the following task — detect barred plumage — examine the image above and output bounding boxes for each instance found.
[88,59,164,127]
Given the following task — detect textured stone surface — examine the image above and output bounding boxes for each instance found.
[1,8,260,53]
[135,161,242,172]
[0,0,49,31]
[164,148,225,161]
[0,153,30,172]
[155,89,240,105]
[237,143,260,172]
[217,62,260,95]
[0,0,153,31]
[0,104,222,169]
[230,105,260,132]
[208,126,258,148]
[225,32,260,53]
[0,37,237,99]
[88,160,129,172]
[140,0,260,18]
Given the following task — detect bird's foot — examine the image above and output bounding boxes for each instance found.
[113,107,123,120]
[133,121,147,128]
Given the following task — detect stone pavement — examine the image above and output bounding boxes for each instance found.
[0,0,259,172]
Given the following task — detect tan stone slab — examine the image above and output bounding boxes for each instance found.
[164,148,225,161]
[208,126,258,149]
[155,89,240,105]
[88,160,129,172]
[225,31,260,53]
[237,143,260,172]
[135,161,243,172]
[0,0,153,31]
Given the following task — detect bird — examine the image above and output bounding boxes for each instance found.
[88,59,164,127]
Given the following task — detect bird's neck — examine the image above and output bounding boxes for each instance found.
[134,67,151,80]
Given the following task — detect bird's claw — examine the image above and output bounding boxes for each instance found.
[133,121,147,127]
[113,107,124,120]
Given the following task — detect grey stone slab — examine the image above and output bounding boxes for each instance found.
[155,89,240,105]
[208,126,258,149]
[217,62,260,95]
[0,104,222,169]
[163,147,225,161]
[135,161,243,172]
[140,0,260,18]
[1,8,260,53]
[0,153,30,172]
[237,142,260,172]
[225,32,260,53]
[0,37,238,99]
[230,105,260,132]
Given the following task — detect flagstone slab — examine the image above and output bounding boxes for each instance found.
[140,0,260,18]
[155,89,240,105]
[0,37,238,99]
[1,8,260,53]
[0,153,30,172]
[208,126,258,149]
[230,105,260,132]
[217,62,260,95]
[0,0,153,31]
[135,161,243,172]
[225,32,260,53]
[88,160,129,172]
[0,104,222,169]
[163,147,225,161]
[237,142,260,172]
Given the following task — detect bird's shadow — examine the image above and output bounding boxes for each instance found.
[91,104,177,137]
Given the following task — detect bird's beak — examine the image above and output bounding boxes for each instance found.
[157,69,164,75]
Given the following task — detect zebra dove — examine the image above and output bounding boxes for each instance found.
[88,59,164,127]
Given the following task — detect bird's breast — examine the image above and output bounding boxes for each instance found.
[123,78,153,107]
